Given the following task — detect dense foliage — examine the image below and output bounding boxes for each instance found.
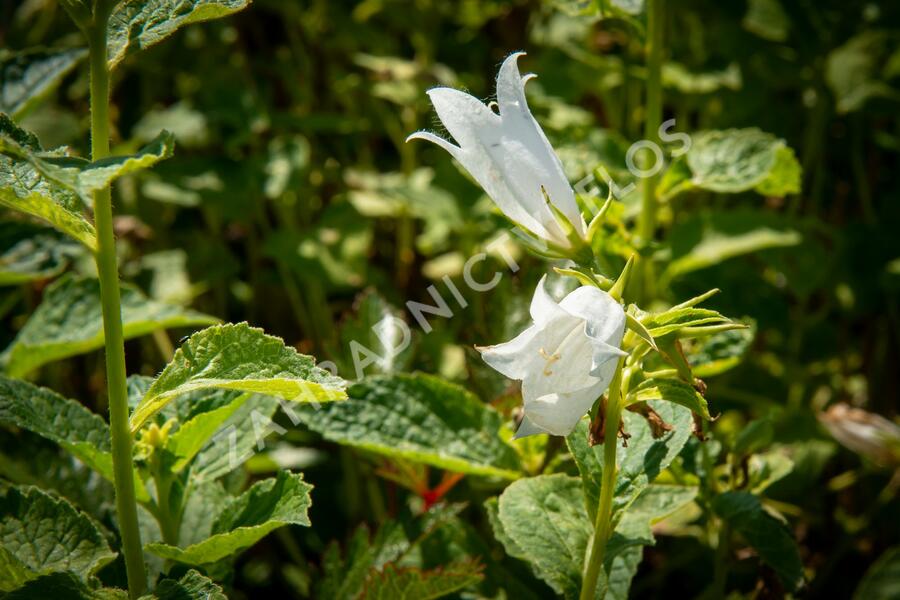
[0,0,898,598]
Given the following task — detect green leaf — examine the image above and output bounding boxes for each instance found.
[107,0,252,69]
[361,561,483,600]
[686,324,755,378]
[163,392,251,472]
[608,484,698,557]
[854,546,900,600]
[145,471,312,565]
[713,491,803,591]
[826,31,900,114]
[628,378,711,420]
[147,570,227,600]
[130,322,346,433]
[659,129,801,199]
[0,116,96,249]
[0,485,116,590]
[0,376,151,503]
[1,128,175,200]
[0,221,79,285]
[2,275,217,377]
[3,572,126,600]
[295,373,522,479]
[566,401,693,522]
[493,474,642,599]
[642,307,730,338]
[742,0,790,42]
[0,48,87,118]
[662,210,801,282]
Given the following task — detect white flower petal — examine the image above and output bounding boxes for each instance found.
[405,131,463,159]
[523,384,605,436]
[513,414,550,439]
[529,275,569,325]
[477,324,542,381]
[426,87,499,149]
[559,285,626,346]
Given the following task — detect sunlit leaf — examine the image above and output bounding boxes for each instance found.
[2,275,217,377]
[130,323,346,433]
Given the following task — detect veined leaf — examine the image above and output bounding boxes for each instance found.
[0,376,150,502]
[566,401,693,523]
[361,561,483,600]
[713,491,803,591]
[0,125,175,200]
[642,307,729,338]
[1,571,127,599]
[145,471,312,565]
[0,485,116,591]
[107,0,252,69]
[0,116,95,249]
[130,322,346,433]
[0,221,79,285]
[2,275,217,377]
[295,373,522,479]
[628,378,711,420]
[493,474,642,599]
[150,570,228,600]
[0,48,87,118]
[658,129,801,200]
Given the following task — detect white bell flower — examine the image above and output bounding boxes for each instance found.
[478,277,627,438]
[407,52,586,249]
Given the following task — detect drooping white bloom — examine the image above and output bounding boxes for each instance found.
[479,277,627,438]
[407,52,585,249]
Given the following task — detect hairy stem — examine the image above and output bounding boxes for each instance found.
[580,359,625,600]
[636,0,664,302]
[88,15,147,598]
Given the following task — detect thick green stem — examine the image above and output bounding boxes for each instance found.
[636,0,664,302]
[580,359,625,600]
[88,18,147,599]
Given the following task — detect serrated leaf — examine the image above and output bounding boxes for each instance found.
[628,378,710,420]
[1,127,175,200]
[0,221,79,285]
[2,275,217,377]
[0,485,116,590]
[659,129,801,199]
[566,401,693,522]
[662,210,801,281]
[107,0,252,69]
[146,569,227,600]
[130,322,346,433]
[0,116,95,249]
[0,376,151,503]
[0,48,87,119]
[361,560,483,600]
[493,474,642,599]
[713,491,803,591]
[145,471,312,565]
[295,373,522,479]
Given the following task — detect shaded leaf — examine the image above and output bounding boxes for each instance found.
[0,221,79,285]
[130,322,346,433]
[3,571,126,599]
[2,275,217,377]
[713,491,803,591]
[147,569,227,600]
[854,546,900,600]
[0,48,87,118]
[361,560,483,600]
[0,485,115,590]
[145,471,312,565]
[296,373,521,479]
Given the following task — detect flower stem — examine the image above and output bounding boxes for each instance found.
[87,14,147,598]
[580,359,625,600]
[636,0,664,303]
